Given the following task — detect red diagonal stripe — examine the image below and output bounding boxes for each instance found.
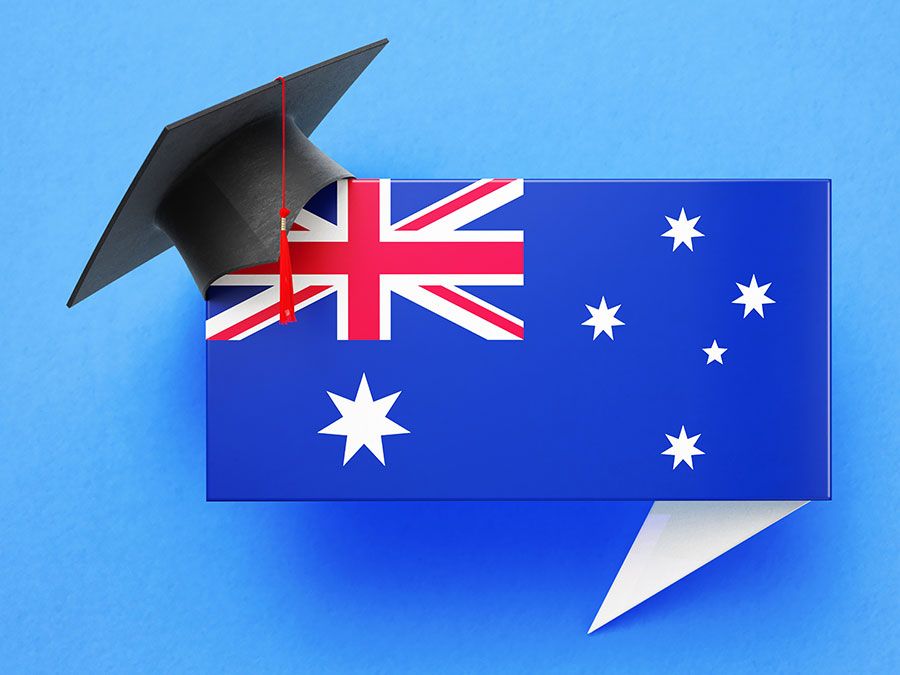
[395,179,515,231]
[421,285,524,339]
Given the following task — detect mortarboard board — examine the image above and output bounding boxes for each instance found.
[67,38,388,307]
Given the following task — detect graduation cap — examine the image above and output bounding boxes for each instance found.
[67,38,388,310]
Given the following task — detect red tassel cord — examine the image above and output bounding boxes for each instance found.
[276,76,296,324]
[279,212,295,323]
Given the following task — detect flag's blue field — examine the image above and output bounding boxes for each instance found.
[207,179,829,500]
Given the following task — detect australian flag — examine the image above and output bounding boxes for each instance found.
[206,179,830,501]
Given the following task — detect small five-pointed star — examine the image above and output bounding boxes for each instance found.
[702,339,727,365]
[318,373,409,466]
[733,274,775,318]
[582,297,624,340]
[661,207,704,251]
[661,426,704,470]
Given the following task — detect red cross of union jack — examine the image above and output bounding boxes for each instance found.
[206,178,525,341]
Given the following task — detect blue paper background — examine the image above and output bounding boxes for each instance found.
[1,1,897,671]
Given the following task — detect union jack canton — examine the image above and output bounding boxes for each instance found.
[206,179,524,341]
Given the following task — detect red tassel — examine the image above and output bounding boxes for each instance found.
[279,208,295,324]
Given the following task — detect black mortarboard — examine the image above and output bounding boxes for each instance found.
[67,38,387,307]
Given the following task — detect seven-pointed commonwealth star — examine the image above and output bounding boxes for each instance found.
[582,297,625,340]
[733,274,775,318]
[661,207,704,251]
[702,339,727,365]
[661,426,705,470]
[319,373,409,466]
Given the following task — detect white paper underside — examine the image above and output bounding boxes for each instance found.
[589,500,808,633]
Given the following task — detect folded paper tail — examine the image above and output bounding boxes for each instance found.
[589,500,808,633]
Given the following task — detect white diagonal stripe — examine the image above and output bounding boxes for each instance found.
[390,179,493,230]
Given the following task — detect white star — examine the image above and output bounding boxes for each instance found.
[318,373,409,466]
[732,274,775,318]
[661,208,704,251]
[702,339,727,365]
[661,426,705,470]
[582,297,624,340]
